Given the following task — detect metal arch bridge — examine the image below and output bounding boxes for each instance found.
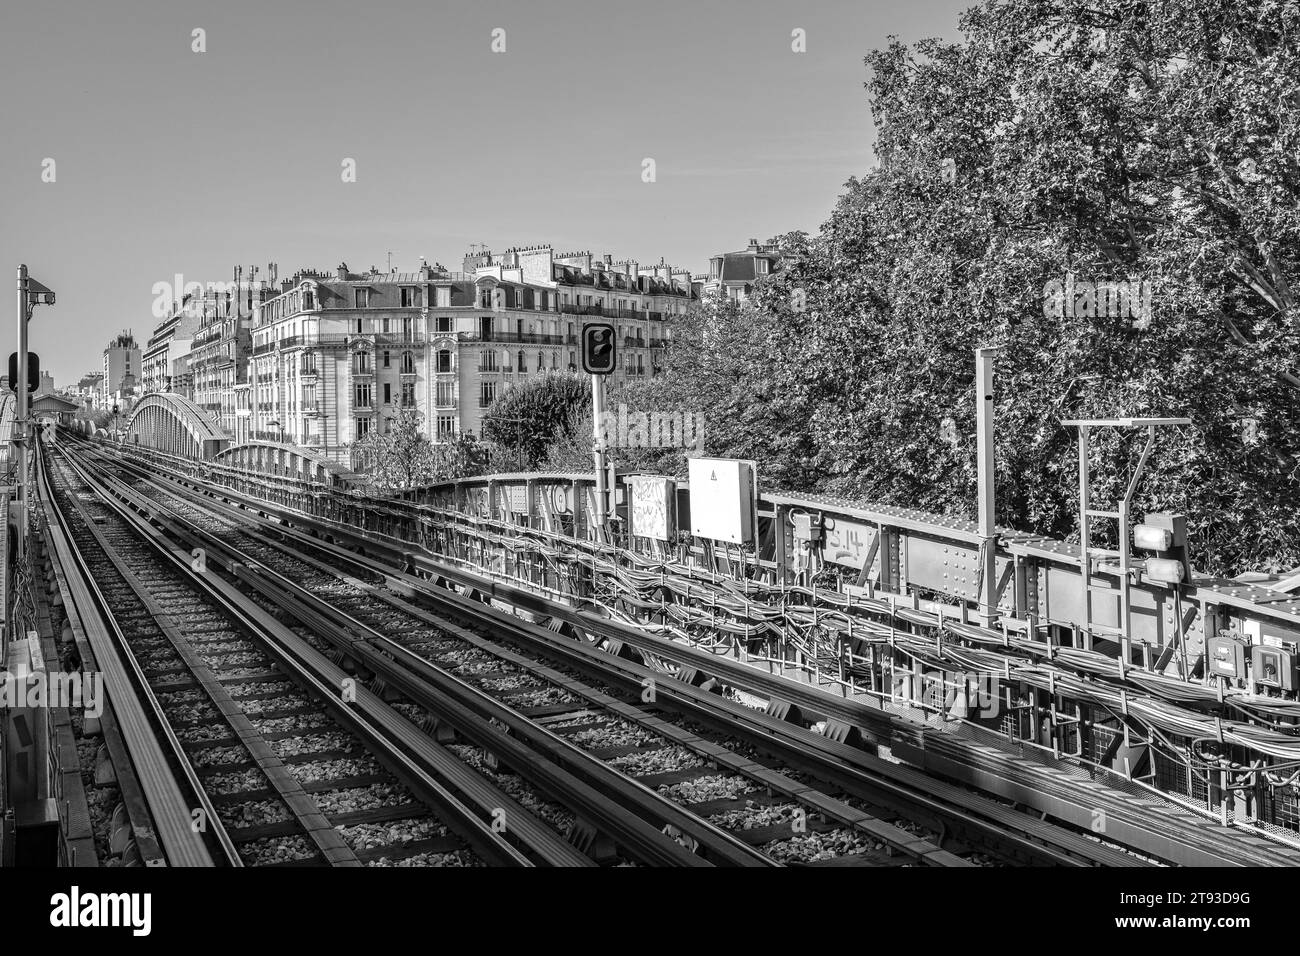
[212,440,359,488]
[119,392,355,488]
[124,393,229,459]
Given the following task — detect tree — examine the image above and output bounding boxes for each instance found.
[482,373,591,470]
[639,0,1300,575]
[352,407,436,492]
[432,430,490,480]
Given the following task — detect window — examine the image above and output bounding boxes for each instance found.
[401,382,415,407]
[436,415,455,441]
[383,350,391,368]
[382,317,390,334]
[354,351,370,373]
[303,290,314,310]
[517,350,525,371]
[383,383,391,405]
[480,350,498,372]
[356,416,371,438]
[479,381,497,408]
[436,380,454,406]
[355,289,370,308]
[401,352,415,374]
[355,383,372,408]
[437,349,452,373]
[400,286,421,307]
[536,352,544,371]
[355,318,363,334]
[436,316,452,333]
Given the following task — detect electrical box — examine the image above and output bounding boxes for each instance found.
[1251,644,1297,691]
[687,458,756,545]
[791,511,823,547]
[1207,633,1246,682]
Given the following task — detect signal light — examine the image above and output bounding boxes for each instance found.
[1133,512,1191,587]
[1145,558,1184,584]
[581,322,617,375]
[1133,525,1172,552]
[6,351,40,393]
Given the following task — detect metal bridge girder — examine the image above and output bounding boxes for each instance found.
[123,393,229,459]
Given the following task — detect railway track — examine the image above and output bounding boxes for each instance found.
[53,438,923,866]
[66,438,1146,867]
[41,444,573,867]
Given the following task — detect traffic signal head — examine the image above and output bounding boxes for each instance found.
[581,322,617,375]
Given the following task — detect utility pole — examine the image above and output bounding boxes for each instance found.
[15,265,28,564]
[975,347,1000,627]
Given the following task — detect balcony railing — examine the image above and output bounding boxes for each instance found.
[460,330,563,345]
[559,303,644,319]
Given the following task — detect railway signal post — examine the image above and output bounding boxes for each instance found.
[581,322,617,539]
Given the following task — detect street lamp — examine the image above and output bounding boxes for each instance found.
[14,264,55,563]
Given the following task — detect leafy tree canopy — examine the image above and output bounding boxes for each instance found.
[482,373,591,471]
[353,408,489,492]
[632,0,1300,575]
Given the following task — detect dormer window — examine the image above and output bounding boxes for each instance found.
[355,288,370,308]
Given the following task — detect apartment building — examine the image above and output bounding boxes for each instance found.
[74,372,104,403]
[465,245,697,386]
[248,248,696,467]
[189,275,275,439]
[142,305,201,397]
[102,331,141,406]
[701,238,793,304]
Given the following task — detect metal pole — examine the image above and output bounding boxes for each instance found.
[15,265,29,563]
[591,372,608,540]
[975,347,998,626]
[1076,424,1092,651]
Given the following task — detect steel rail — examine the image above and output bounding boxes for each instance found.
[90,447,1117,866]
[38,445,227,866]
[125,486,975,866]
[72,452,763,867]
[55,446,554,867]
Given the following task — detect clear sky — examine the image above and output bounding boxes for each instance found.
[0,0,974,384]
